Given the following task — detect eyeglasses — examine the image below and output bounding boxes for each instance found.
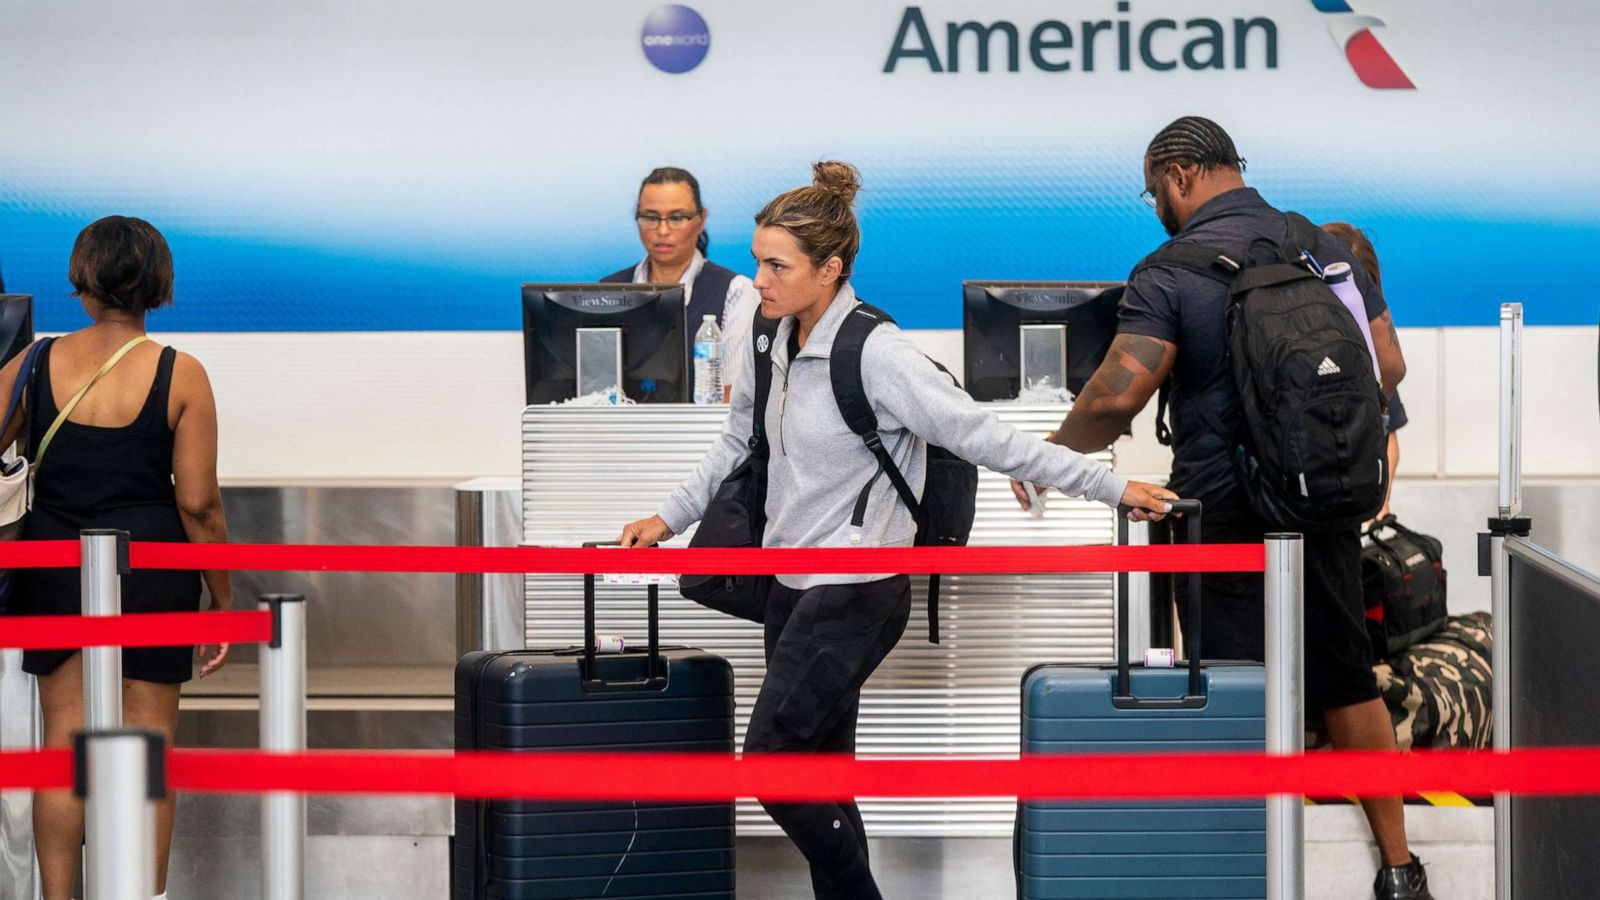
[636,212,700,230]
[1139,189,1158,210]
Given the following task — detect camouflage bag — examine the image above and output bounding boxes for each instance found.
[1376,612,1492,750]
[1311,612,1492,750]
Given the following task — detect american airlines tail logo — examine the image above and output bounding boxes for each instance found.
[1311,0,1415,89]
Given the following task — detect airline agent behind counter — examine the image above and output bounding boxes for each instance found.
[601,167,759,399]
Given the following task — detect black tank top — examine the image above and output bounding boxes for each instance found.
[27,343,179,516]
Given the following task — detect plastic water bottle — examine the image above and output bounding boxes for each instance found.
[692,315,723,405]
[1322,262,1382,384]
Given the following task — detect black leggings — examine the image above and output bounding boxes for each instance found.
[743,576,912,900]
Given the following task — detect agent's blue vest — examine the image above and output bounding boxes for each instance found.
[602,260,739,392]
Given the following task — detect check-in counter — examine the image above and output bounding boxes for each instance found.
[521,403,1118,836]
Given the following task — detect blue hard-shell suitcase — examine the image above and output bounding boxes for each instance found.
[453,543,737,899]
[1017,501,1267,899]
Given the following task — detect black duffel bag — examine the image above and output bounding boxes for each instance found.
[676,315,779,623]
[1361,514,1448,658]
[677,448,771,623]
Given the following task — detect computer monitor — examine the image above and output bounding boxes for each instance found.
[961,281,1124,401]
[522,283,688,405]
[0,296,33,368]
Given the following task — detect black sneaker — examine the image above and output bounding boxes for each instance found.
[1374,853,1434,900]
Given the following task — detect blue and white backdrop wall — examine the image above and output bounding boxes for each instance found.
[0,0,1595,485]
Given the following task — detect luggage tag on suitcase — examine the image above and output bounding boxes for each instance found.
[1142,647,1175,668]
[602,572,676,586]
[580,541,668,692]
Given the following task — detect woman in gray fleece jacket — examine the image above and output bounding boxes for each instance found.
[620,162,1177,900]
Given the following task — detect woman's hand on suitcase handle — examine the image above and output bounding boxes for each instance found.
[619,515,675,548]
[1121,482,1179,522]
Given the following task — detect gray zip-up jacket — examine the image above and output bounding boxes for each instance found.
[659,284,1129,589]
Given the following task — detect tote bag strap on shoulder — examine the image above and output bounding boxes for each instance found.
[1,339,52,442]
[35,336,152,470]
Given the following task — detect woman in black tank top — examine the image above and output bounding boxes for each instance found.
[0,217,233,900]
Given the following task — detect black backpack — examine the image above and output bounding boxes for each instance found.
[1141,212,1387,532]
[678,301,977,643]
[829,303,979,643]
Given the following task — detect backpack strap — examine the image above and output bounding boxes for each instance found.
[831,301,947,642]
[1132,244,1242,447]
[1134,242,1242,286]
[1229,259,1322,297]
[749,312,780,454]
[831,303,924,530]
[1282,212,1322,266]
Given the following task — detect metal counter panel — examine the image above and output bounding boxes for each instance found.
[221,486,458,672]
[523,404,1115,836]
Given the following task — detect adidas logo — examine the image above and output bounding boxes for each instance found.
[1316,357,1342,377]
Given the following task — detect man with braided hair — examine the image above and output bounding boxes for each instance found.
[1024,117,1434,899]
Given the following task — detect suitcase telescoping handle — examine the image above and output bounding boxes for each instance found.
[1114,499,1205,710]
[581,541,665,692]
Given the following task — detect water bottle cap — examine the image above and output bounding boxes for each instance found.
[702,314,717,321]
[1322,261,1353,282]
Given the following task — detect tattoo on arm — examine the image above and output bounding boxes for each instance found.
[1058,333,1173,452]
[1120,334,1168,372]
[1071,335,1169,411]
[1080,336,1166,402]
[1378,312,1402,353]
[1100,365,1136,396]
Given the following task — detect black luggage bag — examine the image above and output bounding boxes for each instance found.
[453,543,737,899]
[1361,515,1448,658]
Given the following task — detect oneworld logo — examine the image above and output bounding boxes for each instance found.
[641,5,711,74]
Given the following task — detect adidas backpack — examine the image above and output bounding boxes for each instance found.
[1141,212,1388,532]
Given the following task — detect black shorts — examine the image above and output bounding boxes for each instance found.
[1166,504,1379,714]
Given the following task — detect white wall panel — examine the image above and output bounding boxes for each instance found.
[171,332,524,483]
[1393,328,1442,477]
[1442,327,1599,477]
[164,325,1592,484]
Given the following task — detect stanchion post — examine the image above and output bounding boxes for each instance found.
[1265,534,1304,900]
[75,729,163,900]
[259,594,307,900]
[80,530,129,732]
[1492,301,1523,900]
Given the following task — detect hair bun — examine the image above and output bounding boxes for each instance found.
[811,160,861,206]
